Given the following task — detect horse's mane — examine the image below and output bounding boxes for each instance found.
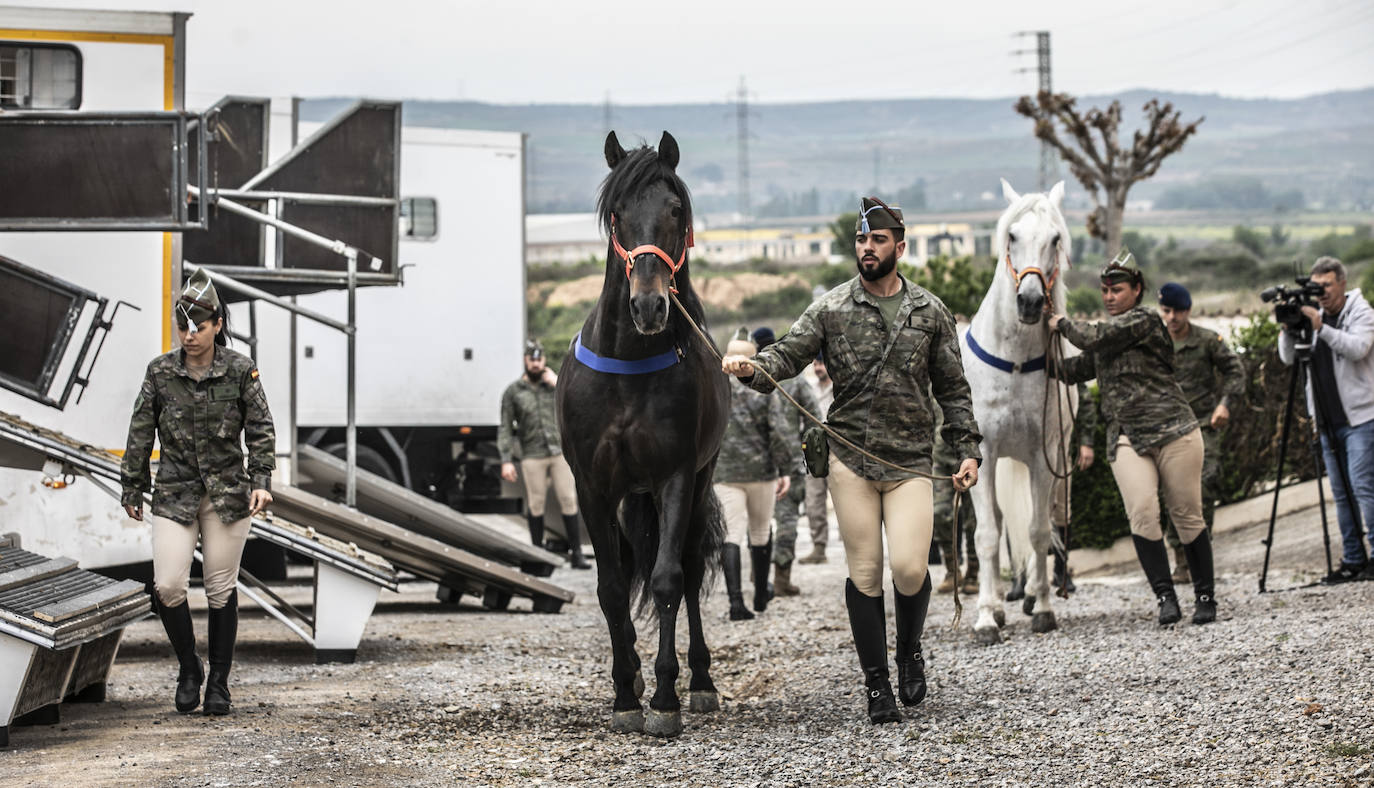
[595,144,694,238]
[994,192,1071,269]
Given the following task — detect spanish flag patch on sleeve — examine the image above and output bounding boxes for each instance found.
[250,369,260,379]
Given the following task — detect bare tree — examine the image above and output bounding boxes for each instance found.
[1015,93,1202,258]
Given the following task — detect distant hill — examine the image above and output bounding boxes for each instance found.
[301,89,1374,217]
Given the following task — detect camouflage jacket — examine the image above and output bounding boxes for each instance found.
[715,378,798,484]
[746,275,982,481]
[497,376,562,463]
[1054,306,1197,461]
[1173,323,1245,423]
[121,347,275,525]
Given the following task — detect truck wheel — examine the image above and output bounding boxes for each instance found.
[321,443,399,485]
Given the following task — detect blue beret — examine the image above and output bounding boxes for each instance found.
[1157,282,1191,310]
[751,326,777,349]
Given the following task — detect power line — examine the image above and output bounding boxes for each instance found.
[1013,30,1057,192]
[736,75,750,228]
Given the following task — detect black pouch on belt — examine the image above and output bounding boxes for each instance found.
[801,424,829,478]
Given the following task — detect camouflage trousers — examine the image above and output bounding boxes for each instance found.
[932,457,978,563]
[1164,427,1219,547]
[774,471,806,566]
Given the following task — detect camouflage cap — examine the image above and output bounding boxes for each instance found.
[1100,249,1143,287]
[524,339,544,360]
[727,326,756,357]
[178,268,221,333]
[856,197,904,234]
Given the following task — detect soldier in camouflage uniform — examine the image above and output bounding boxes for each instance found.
[751,326,814,597]
[723,198,981,725]
[715,331,798,621]
[1157,282,1244,583]
[498,340,589,569]
[1048,253,1216,627]
[121,269,275,716]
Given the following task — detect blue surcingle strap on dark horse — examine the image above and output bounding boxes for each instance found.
[572,332,683,375]
[965,331,1046,374]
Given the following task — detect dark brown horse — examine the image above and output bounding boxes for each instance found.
[556,131,729,737]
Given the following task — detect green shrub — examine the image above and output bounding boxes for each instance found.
[1067,285,1101,316]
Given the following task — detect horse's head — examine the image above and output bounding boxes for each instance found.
[996,178,1071,325]
[598,130,693,336]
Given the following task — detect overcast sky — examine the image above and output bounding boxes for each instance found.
[20,0,1374,105]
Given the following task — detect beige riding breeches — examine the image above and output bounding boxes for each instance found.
[520,454,579,517]
[829,457,934,596]
[1109,428,1206,543]
[714,481,776,547]
[151,496,252,609]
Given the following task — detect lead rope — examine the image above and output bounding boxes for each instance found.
[669,293,966,625]
[1040,321,1077,599]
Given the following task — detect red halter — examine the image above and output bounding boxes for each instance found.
[611,214,693,295]
[1005,252,1061,296]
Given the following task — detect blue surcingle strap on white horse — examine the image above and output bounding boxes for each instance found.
[572,332,683,375]
[965,331,1045,374]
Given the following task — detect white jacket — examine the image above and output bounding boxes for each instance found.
[1279,288,1374,427]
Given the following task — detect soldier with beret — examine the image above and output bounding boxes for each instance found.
[722,197,982,725]
[1157,282,1244,582]
[1047,252,1217,627]
[715,329,798,621]
[499,339,590,569]
[121,269,275,716]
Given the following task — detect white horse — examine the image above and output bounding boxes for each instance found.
[961,178,1077,646]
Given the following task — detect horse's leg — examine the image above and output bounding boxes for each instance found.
[581,489,644,732]
[645,473,692,737]
[684,473,720,713]
[971,458,1004,645]
[1026,460,1059,633]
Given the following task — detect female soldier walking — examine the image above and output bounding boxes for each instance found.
[120,269,276,714]
[1047,253,1216,626]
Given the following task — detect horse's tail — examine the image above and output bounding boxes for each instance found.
[696,485,726,593]
[997,458,1035,576]
[622,491,660,618]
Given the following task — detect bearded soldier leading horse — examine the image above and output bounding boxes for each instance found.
[557,131,729,737]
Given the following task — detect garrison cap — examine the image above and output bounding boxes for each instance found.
[178,268,221,334]
[1157,282,1191,310]
[750,326,777,350]
[1099,248,1143,287]
[727,326,756,357]
[856,197,904,234]
[524,339,544,359]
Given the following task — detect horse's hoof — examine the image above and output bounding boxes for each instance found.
[611,709,645,733]
[1022,596,1036,616]
[973,626,1002,646]
[688,691,720,713]
[1031,611,1058,634]
[644,709,683,738]
[992,609,1006,628]
[633,672,646,699]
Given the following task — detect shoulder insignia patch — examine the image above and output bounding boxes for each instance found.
[250,369,260,379]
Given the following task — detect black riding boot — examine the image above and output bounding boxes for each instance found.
[1132,535,1180,625]
[750,540,774,612]
[845,580,902,724]
[1183,532,1217,625]
[203,590,238,716]
[526,513,545,549]
[892,573,932,707]
[1005,571,1027,602]
[157,598,203,713]
[562,513,591,569]
[1052,526,1076,593]
[722,544,754,621]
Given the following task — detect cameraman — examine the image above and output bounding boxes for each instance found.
[1278,257,1374,583]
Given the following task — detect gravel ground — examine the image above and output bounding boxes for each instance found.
[3,503,1373,788]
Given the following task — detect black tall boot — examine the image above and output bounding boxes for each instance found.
[1132,535,1180,625]
[156,597,203,713]
[892,573,931,707]
[1183,532,1217,625]
[722,544,754,621]
[526,513,545,548]
[749,540,774,613]
[1005,571,1027,601]
[1052,526,1076,593]
[562,513,591,569]
[845,580,902,724]
[202,590,239,716]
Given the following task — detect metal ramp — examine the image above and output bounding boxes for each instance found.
[267,484,575,613]
[0,411,399,663]
[295,443,564,577]
[0,532,149,748]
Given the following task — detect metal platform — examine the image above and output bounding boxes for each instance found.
[267,484,575,613]
[295,443,564,575]
[0,532,149,748]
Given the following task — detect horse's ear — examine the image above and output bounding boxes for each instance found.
[605,131,626,169]
[1000,178,1020,204]
[657,131,680,171]
[1048,180,1065,209]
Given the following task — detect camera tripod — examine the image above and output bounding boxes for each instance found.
[1258,334,1359,592]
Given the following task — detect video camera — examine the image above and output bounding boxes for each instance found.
[1261,275,1325,337]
